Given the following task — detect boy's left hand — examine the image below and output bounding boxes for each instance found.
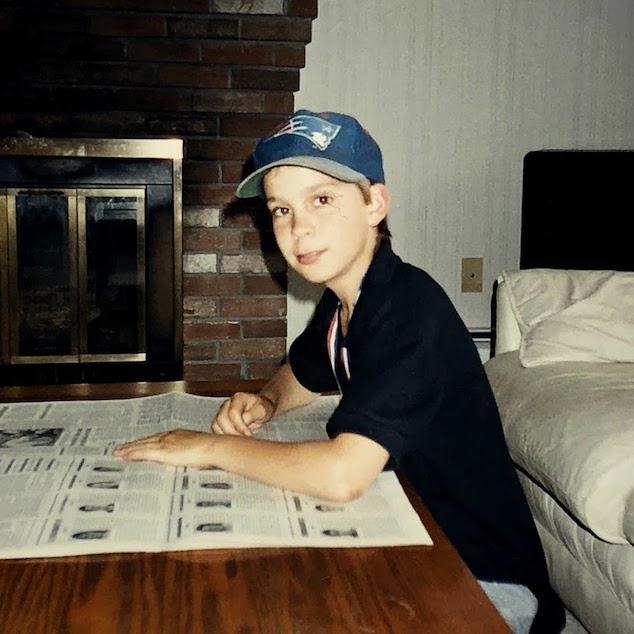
[113,429,216,468]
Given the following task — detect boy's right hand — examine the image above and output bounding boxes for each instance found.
[211,392,275,437]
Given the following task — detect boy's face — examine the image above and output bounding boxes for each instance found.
[263,165,387,293]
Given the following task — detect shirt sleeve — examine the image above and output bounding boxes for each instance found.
[288,292,339,394]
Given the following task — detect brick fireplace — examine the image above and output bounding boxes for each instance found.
[0,1,318,384]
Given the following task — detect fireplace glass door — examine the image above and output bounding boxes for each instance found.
[6,188,145,364]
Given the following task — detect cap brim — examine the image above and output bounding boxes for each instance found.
[235,157,368,199]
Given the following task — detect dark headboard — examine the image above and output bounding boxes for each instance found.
[520,150,634,271]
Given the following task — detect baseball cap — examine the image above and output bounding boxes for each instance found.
[235,109,385,199]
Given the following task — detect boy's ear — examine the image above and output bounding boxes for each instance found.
[367,183,390,228]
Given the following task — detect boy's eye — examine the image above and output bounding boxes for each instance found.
[270,206,289,218]
[315,194,333,206]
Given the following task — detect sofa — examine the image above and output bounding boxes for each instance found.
[484,267,634,634]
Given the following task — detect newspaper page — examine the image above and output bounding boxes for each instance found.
[0,393,432,559]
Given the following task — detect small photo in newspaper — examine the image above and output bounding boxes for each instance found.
[0,428,64,450]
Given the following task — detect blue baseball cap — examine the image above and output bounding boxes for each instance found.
[235,109,385,198]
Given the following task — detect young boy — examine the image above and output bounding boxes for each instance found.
[114,110,564,633]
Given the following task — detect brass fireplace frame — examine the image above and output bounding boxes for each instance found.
[0,138,183,383]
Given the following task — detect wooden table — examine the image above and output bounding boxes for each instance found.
[0,381,510,633]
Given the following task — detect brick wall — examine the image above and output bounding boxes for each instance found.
[0,0,317,382]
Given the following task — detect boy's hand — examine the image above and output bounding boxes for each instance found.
[212,392,275,436]
[113,429,216,468]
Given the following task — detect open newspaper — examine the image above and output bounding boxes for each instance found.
[0,393,432,559]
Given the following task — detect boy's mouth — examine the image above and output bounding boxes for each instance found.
[296,250,324,265]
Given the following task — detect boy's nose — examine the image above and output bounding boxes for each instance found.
[291,212,314,238]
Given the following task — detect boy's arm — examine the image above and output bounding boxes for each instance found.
[211,362,319,436]
[113,365,389,501]
[260,361,320,415]
[114,429,389,502]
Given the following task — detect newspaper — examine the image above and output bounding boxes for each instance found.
[0,393,432,559]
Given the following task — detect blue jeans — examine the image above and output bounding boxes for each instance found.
[478,580,538,634]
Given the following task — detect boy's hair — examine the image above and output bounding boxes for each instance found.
[236,110,385,200]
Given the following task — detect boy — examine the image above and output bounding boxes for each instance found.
[114,110,564,633]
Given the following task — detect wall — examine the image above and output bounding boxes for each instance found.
[0,0,317,382]
[291,0,634,346]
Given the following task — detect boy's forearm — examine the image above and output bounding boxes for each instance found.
[209,435,338,499]
[208,433,379,503]
[258,362,318,416]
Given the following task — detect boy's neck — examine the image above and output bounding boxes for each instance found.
[332,237,382,333]
[339,304,352,336]
[338,276,364,336]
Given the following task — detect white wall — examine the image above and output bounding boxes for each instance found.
[289,0,634,344]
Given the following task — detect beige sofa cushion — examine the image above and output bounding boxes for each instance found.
[486,352,634,545]
[500,269,634,367]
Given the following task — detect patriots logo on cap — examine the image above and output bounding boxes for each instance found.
[266,114,341,151]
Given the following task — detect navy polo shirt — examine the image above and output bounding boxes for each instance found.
[288,240,564,634]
